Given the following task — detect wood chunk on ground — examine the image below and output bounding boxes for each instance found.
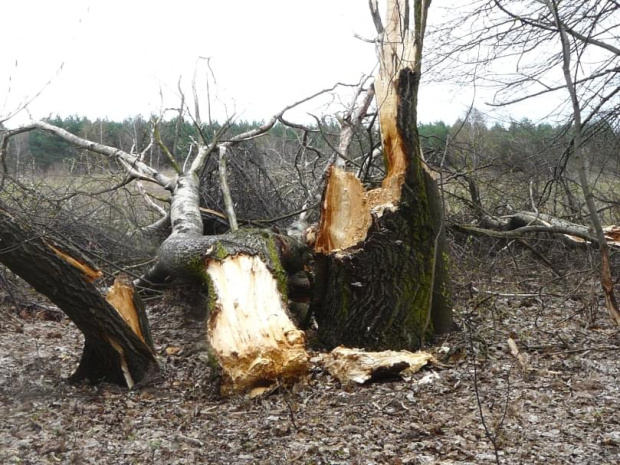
[320,346,435,384]
[206,254,309,395]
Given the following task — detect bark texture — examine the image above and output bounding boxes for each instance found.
[311,0,454,350]
[312,161,452,349]
[0,210,157,386]
[150,228,310,395]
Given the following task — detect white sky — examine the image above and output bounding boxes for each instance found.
[1,0,556,128]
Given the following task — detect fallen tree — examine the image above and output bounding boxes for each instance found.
[0,0,452,394]
[0,210,157,388]
[454,210,620,247]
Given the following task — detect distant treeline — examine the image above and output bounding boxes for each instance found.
[419,112,620,176]
[9,112,620,176]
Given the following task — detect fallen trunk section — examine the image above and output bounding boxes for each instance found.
[456,211,620,247]
[153,229,311,395]
[0,209,157,387]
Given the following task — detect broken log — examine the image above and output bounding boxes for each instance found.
[0,209,158,387]
[154,228,311,395]
[456,210,620,247]
[319,346,434,385]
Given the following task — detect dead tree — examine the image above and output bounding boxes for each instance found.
[432,0,620,324]
[544,0,620,324]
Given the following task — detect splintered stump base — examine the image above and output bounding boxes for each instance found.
[310,0,454,350]
[311,163,453,351]
[206,254,309,396]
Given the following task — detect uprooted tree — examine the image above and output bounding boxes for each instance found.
[0,0,453,394]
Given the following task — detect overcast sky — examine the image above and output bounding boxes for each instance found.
[1,0,555,128]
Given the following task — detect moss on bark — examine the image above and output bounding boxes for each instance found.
[311,66,454,351]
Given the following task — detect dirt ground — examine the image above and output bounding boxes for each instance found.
[2,270,620,465]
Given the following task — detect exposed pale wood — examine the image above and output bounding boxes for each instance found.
[311,0,454,349]
[206,254,309,395]
[320,346,434,384]
[315,166,372,253]
[507,337,529,372]
[603,225,620,246]
[315,0,430,254]
[106,275,146,344]
[44,240,103,282]
[108,337,135,389]
[373,0,415,194]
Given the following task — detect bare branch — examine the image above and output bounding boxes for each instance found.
[153,119,182,174]
[188,118,232,174]
[546,0,620,325]
[226,83,356,144]
[218,145,238,231]
[5,121,176,191]
[369,0,385,35]
[334,85,375,168]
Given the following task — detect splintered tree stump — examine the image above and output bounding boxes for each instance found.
[106,274,154,350]
[311,0,454,351]
[206,254,309,396]
[155,229,311,396]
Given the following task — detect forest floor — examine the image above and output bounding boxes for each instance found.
[2,270,620,464]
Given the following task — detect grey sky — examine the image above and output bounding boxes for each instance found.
[1,0,553,128]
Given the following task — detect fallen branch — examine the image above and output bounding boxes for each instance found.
[454,223,597,244]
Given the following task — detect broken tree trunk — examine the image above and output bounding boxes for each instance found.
[0,209,157,387]
[311,0,454,351]
[151,225,310,395]
[206,254,308,396]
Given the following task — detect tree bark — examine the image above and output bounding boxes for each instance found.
[311,0,454,350]
[146,227,310,395]
[0,209,157,387]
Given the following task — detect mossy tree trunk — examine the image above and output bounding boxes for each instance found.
[149,227,310,395]
[311,0,454,350]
